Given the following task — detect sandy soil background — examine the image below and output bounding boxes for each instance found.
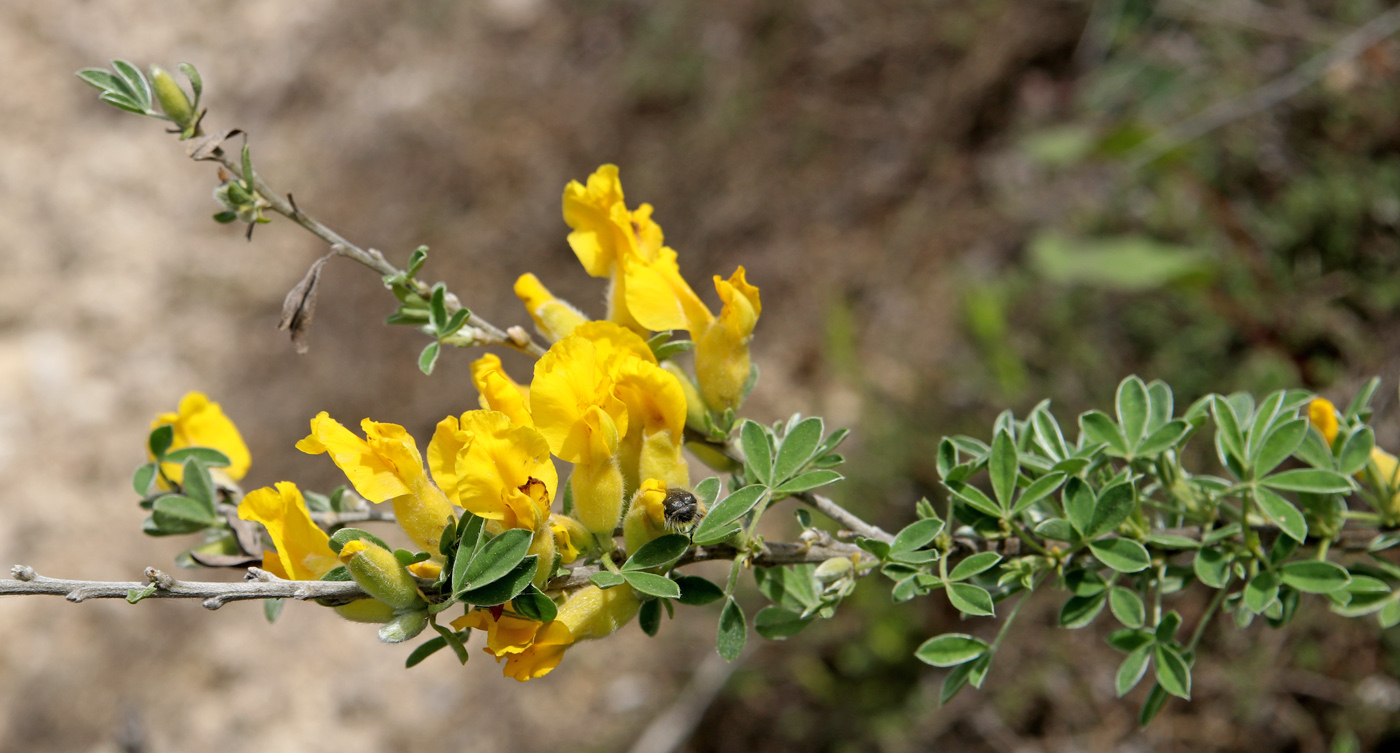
[3,2,1399,752]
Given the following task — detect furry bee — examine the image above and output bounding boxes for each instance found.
[662,487,706,532]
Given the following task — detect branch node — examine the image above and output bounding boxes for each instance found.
[11,565,36,581]
[145,568,176,589]
[507,326,532,347]
[245,567,280,583]
[67,588,92,603]
[202,596,230,610]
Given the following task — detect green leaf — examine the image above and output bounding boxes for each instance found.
[511,585,558,622]
[1012,471,1067,515]
[1116,376,1150,449]
[126,585,158,604]
[177,62,202,104]
[937,438,958,480]
[110,60,151,109]
[163,447,231,467]
[1193,547,1231,588]
[151,494,217,533]
[1081,410,1127,457]
[180,457,215,512]
[693,485,767,540]
[623,571,682,599]
[754,565,821,612]
[1253,418,1308,478]
[1116,644,1153,697]
[1280,560,1351,594]
[624,534,691,571]
[98,91,146,115]
[947,583,995,616]
[693,477,722,507]
[328,528,391,554]
[915,633,989,667]
[1153,644,1192,699]
[891,518,945,553]
[989,430,1018,512]
[1030,401,1068,461]
[456,555,537,606]
[1109,587,1146,628]
[1244,571,1280,614]
[418,341,441,375]
[1063,478,1095,536]
[639,599,662,636]
[212,211,239,224]
[76,68,122,93]
[772,469,843,495]
[590,571,627,589]
[428,283,448,332]
[754,605,814,640]
[1253,486,1308,543]
[773,417,824,483]
[456,528,533,593]
[1089,538,1151,573]
[1029,232,1214,291]
[1339,428,1376,476]
[741,420,773,485]
[1260,468,1353,494]
[132,463,158,496]
[1211,396,1246,468]
[148,424,175,458]
[675,575,725,605]
[437,516,457,557]
[1137,420,1191,457]
[1034,518,1076,542]
[944,481,1003,519]
[1144,533,1199,549]
[441,308,470,338]
[1086,482,1135,539]
[1059,592,1107,628]
[1146,380,1175,434]
[264,598,285,623]
[405,636,449,668]
[1107,628,1154,653]
[1138,683,1170,727]
[451,514,485,591]
[1245,391,1285,463]
[716,597,747,661]
[948,552,1002,582]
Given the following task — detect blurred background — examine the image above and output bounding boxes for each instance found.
[3,0,1400,750]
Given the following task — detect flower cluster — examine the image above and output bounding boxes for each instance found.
[218,166,760,680]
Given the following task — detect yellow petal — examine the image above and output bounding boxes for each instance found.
[453,410,558,530]
[151,392,252,483]
[515,273,589,342]
[623,247,714,334]
[694,267,762,412]
[427,415,472,502]
[238,482,339,580]
[530,336,628,464]
[563,165,627,278]
[1307,398,1340,445]
[501,621,574,681]
[471,354,533,428]
[296,412,413,503]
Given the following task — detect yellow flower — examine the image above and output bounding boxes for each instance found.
[694,267,762,412]
[613,355,690,491]
[562,164,665,332]
[1308,397,1400,520]
[239,481,395,622]
[515,273,589,342]
[549,513,592,564]
[1308,398,1340,445]
[238,481,340,581]
[296,413,455,555]
[453,584,641,681]
[623,478,671,554]
[623,246,714,335]
[531,335,629,465]
[151,392,251,484]
[431,410,558,532]
[470,353,533,428]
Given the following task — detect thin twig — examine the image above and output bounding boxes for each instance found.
[1129,4,1400,167]
[205,142,546,358]
[1,565,365,610]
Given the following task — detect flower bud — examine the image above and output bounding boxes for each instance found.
[339,539,426,611]
[334,598,397,624]
[572,457,625,539]
[377,609,430,643]
[150,66,195,131]
[515,273,589,342]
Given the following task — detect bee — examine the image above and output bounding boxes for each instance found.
[662,487,706,533]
